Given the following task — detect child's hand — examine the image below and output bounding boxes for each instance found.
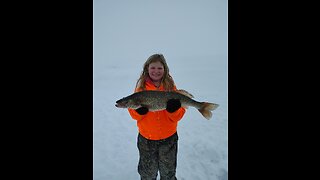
[166,99,181,113]
[135,106,149,115]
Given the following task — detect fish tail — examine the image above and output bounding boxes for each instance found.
[198,102,219,120]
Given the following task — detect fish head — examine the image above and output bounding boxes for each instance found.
[115,98,129,108]
[115,97,141,109]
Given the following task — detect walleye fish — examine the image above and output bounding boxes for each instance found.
[115,90,219,120]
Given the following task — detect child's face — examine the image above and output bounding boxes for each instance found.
[148,61,164,82]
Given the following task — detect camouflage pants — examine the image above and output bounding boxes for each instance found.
[137,132,178,180]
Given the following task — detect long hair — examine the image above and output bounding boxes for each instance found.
[135,54,175,91]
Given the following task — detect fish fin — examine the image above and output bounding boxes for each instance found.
[176,89,194,98]
[182,105,189,109]
[131,99,145,109]
[140,103,149,109]
[198,102,219,120]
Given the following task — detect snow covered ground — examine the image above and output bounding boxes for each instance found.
[94,1,227,179]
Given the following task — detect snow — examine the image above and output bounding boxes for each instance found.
[94,0,227,179]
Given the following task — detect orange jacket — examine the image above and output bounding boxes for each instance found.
[128,79,186,140]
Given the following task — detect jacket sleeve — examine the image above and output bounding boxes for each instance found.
[166,84,186,121]
[166,107,186,122]
[127,88,144,121]
[128,108,145,121]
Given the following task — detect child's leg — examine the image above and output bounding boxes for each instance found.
[158,133,178,180]
[137,134,159,180]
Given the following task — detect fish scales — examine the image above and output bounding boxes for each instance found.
[115,90,219,120]
[130,91,201,111]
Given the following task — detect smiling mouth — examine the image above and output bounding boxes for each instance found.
[151,75,161,78]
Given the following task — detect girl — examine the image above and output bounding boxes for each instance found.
[128,54,186,180]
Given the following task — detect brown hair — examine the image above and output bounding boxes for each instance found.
[135,54,175,91]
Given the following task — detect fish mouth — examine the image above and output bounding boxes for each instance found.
[115,103,125,108]
[115,100,122,108]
